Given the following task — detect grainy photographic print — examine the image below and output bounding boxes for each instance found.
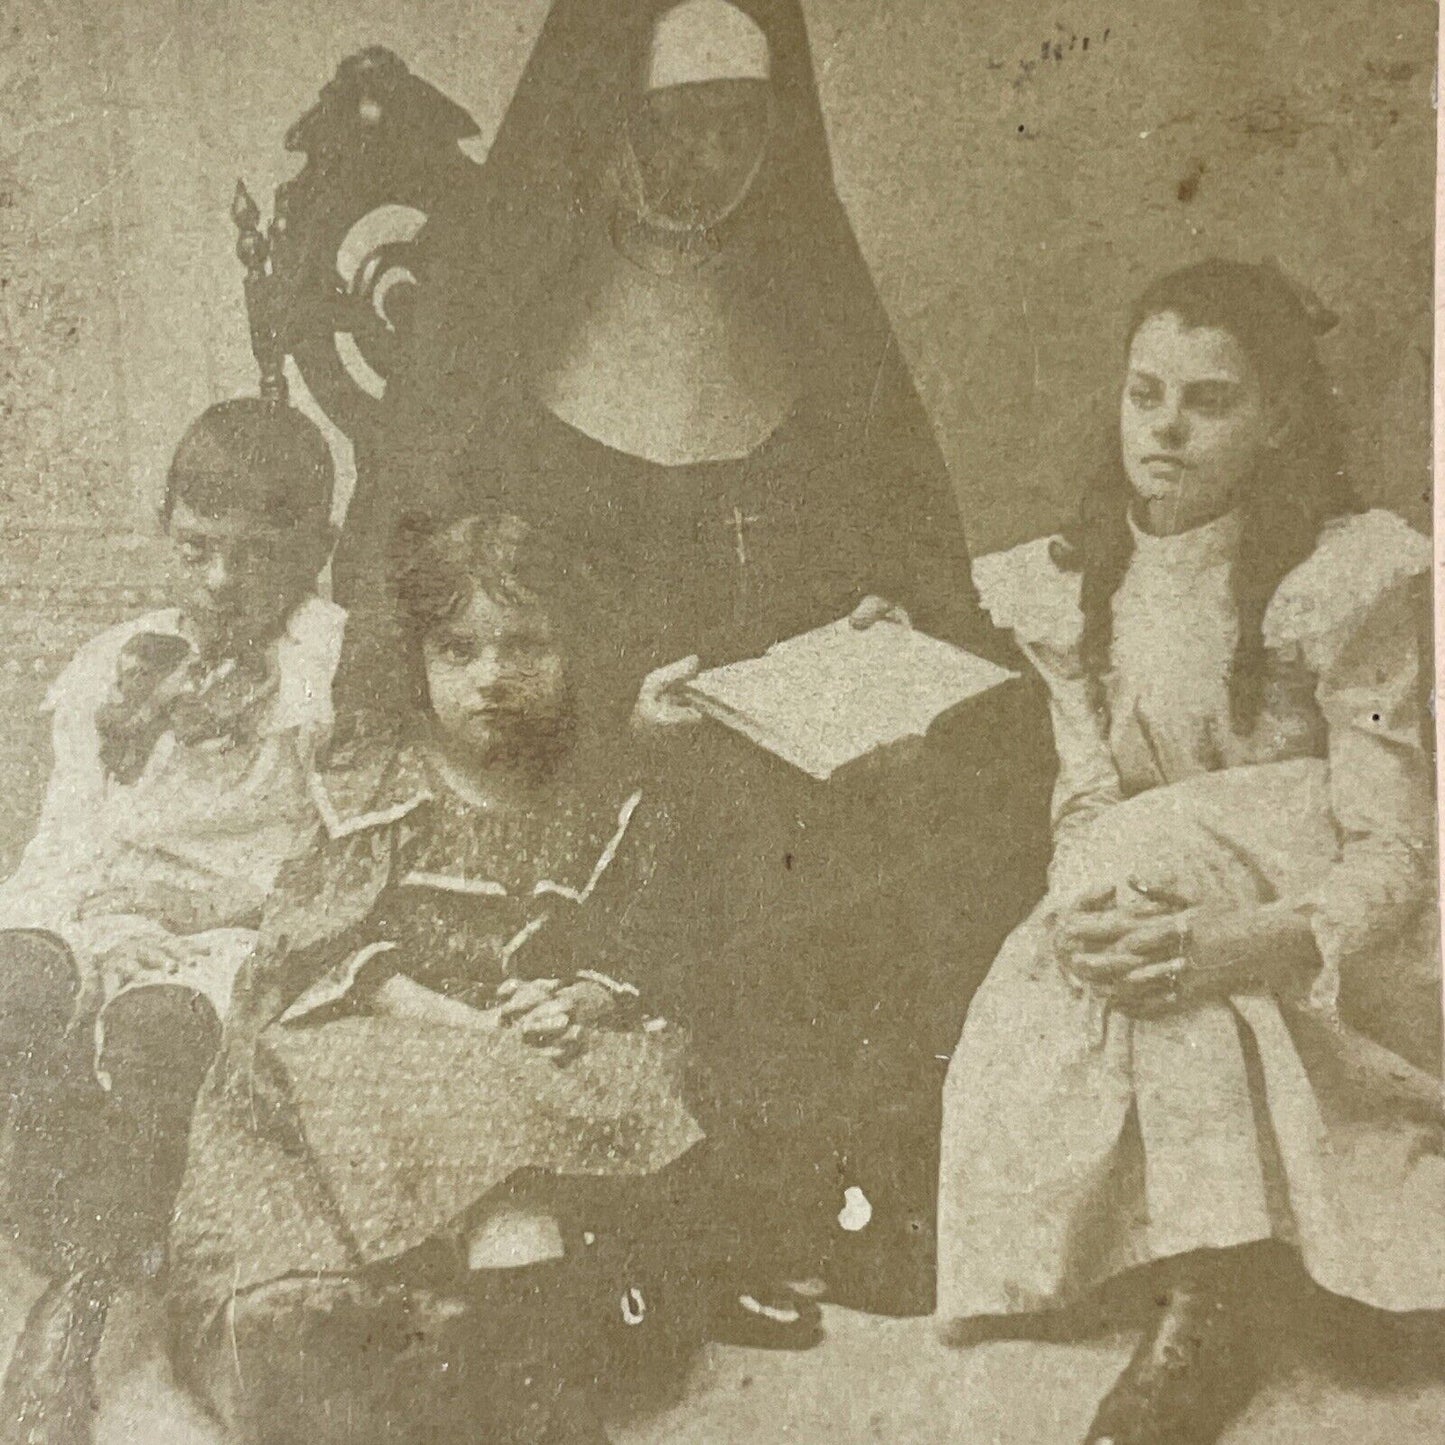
[0,1,1440,1442]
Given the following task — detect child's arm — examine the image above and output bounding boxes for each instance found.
[240,825,397,1020]
[371,973,503,1031]
[18,634,126,868]
[214,827,394,1102]
[494,974,631,1057]
[506,792,680,1034]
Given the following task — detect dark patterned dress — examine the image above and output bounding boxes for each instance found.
[167,735,700,1351]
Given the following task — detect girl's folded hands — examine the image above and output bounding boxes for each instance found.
[1055,881,1315,1015]
[494,976,620,1059]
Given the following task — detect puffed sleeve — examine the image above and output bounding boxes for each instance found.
[1264,510,1435,1012]
[974,538,1122,880]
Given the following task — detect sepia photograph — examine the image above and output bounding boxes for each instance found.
[0,1,1440,1441]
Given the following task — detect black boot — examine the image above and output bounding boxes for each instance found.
[0,1269,111,1445]
[1084,1272,1260,1445]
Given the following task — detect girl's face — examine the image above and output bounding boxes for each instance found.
[1120,312,1275,533]
[423,588,571,770]
[625,79,771,230]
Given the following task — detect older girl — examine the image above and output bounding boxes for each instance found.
[936,261,1443,1445]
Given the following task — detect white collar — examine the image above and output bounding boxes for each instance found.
[1127,507,1243,575]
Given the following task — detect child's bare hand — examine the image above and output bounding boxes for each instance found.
[1055,880,1191,990]
[494,976,563,1021]
[1063,914,1193,990]
[514,980,617,1034]
[510,981,618,1061]
[1106,905,1304,1016]
[632,656,703,731]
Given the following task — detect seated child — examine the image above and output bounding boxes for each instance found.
[0,398,343,1440]
[166,512,701,1445]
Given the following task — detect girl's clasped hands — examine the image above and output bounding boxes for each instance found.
[1054,879,1277,1016]
[493,975,620,1060]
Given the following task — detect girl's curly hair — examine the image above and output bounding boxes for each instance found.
[386,510,632,737]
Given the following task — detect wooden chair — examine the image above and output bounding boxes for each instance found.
[230,47,478,442]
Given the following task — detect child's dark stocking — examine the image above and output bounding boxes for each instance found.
[0,961,221,1445]
[0,1268,110,1445]
[1084,1247,1263,1445]
[0,931,81,1131]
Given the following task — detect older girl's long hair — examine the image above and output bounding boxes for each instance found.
[1052,260,1356,732]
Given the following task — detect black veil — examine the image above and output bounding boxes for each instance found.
[337,0,993,651]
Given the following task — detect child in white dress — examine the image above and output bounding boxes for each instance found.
[935,261,1442,1445]
[0,399,343,1443]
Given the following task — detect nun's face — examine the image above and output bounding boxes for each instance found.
[626,78,771,230]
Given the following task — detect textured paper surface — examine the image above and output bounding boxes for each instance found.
[0,3,1438,1442]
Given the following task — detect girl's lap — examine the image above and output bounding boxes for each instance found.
[169,1011,702,1334]
[1052,758,1335,908]
[952,761,1341,1091]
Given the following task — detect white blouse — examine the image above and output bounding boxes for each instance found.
[0,596,346,932]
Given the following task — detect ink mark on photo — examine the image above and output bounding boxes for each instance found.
[1176,159,1206,203]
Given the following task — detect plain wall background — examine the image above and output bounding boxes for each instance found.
[0,0,1434,853]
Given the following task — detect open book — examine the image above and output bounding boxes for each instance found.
[683,617,1018,781]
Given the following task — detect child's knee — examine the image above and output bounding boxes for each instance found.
[99,984,221,1112]
[0,929,80,1056]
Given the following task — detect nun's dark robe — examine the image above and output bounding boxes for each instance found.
[333,0,1053,1310]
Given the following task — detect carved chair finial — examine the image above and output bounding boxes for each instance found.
[231,179,289,405]
[229,48,482,439]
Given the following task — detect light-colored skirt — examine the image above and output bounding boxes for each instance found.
[936,759,1444,1327]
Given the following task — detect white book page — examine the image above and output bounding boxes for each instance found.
[685,619,1018,780]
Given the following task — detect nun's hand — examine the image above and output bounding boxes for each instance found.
[632,655,704,731]
[849,596,911,630]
